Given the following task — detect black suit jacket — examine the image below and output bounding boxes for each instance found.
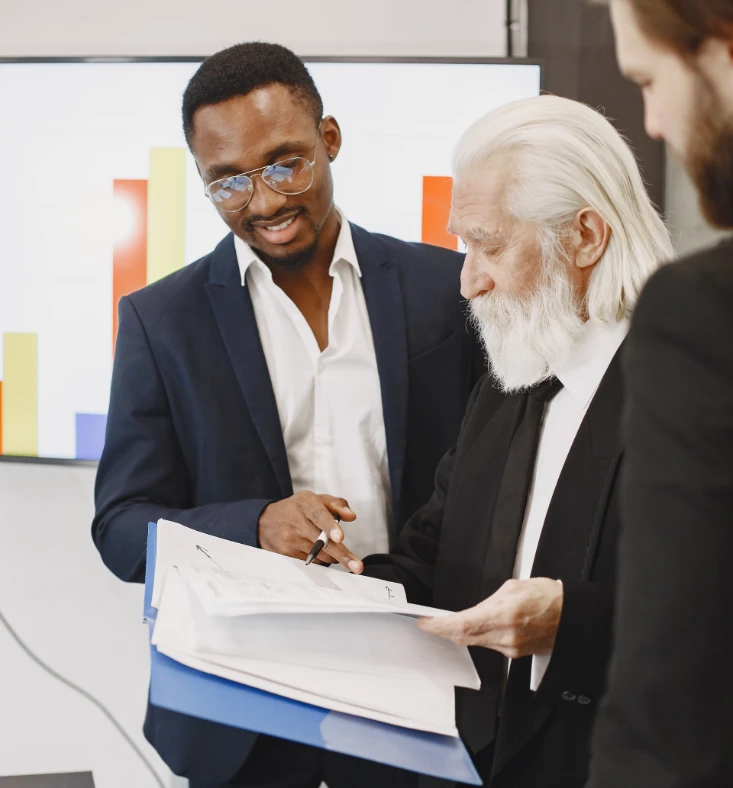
[92,224,484,782]
[588,240,733,788]
[364,351,625,788]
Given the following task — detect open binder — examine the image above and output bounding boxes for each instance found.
[144,520,481,785]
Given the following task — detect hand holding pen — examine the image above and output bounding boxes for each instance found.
[306,516,340,567]
[258,492,362,573]
[305,513,362,572]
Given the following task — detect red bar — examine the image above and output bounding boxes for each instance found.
[113,180,148,353]
[421,176,458,251]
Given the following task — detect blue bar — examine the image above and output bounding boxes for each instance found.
[75,413,107,460]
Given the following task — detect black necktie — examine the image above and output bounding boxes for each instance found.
[482,375,564,597]
[460,376,564,754]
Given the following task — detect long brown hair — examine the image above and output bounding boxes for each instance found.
[626,0,733,54]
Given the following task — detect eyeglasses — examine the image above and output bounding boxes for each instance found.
[204,125,322,213]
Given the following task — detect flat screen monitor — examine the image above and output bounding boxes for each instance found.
[0,57,541,461]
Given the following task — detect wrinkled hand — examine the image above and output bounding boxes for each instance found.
[258,491,363,573]
[418,578,563,658]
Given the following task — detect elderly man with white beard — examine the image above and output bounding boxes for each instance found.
[358,94,673,788]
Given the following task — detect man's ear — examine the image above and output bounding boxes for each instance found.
[320,115,342,161]
[571,208,610,270]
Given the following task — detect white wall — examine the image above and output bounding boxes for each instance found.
[0,0,507,57]
[0,462,168,786]
[0,1,509,784]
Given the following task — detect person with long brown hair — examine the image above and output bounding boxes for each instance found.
[588,2,733,786]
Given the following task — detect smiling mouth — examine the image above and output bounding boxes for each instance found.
[249,209,301,232]
[264,216,296,232]
[249,211,304,246]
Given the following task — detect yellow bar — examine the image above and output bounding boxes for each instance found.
[2,332,38,456]
[147,147,187,285]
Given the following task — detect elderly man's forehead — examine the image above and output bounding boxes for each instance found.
[450,224,503,242]
[452,156,514,203]
[449,168,513,235]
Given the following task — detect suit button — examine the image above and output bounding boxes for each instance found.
[561,691,577,701]
[578,696,592,705]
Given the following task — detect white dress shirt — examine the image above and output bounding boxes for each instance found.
[234,213,393,560]
[512,317,629,690]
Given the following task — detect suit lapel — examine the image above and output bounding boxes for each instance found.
[205,235,292,498]
[492,347,625,778]
[352,224,409,524]
[531,347,624,582]
[438,390,527,755]
[436,391,526,610]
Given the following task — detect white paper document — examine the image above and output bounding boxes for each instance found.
[151,518,409,610]
[178,562,454,618]
[151,519,480,736]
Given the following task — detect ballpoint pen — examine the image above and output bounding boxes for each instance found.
[305,515,341,566]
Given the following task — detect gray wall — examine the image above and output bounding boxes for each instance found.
[665,156,730,256]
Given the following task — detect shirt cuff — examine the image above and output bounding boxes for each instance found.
[529,578,563,691]
[530,653,551,691]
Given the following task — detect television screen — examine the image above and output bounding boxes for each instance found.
[0,58,541,461]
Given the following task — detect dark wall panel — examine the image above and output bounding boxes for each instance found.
[527,0,666,210]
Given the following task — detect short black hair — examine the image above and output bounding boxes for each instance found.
[182,42,324,145]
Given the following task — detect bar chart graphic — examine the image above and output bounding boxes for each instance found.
[112,179,148,352]
[147,148,188,287]
[3,166,446,461]
[1,333,38,457]
[0,60,540,460]
[422,176,458,251]
[0,145,189,459]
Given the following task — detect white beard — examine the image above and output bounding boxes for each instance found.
[469,255,586,393]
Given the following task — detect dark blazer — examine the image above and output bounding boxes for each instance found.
[588,241,733,788]
[92,224,484,783]
[364,350,626,788]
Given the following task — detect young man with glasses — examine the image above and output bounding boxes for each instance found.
[91,42,483,788]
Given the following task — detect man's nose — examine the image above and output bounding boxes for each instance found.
[643,98,665,143]
[460,251,495,300]
[246,175,289,218]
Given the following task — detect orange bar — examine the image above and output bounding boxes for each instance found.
[421,176,458,251]
[113,180,148,352]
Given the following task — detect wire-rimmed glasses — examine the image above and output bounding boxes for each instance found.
[204,126,322,213]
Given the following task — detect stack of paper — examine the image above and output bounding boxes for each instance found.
[151,519,480,737]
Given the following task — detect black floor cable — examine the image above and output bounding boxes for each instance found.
[0,606,165,788]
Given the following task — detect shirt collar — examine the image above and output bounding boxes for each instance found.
[234,207,361,286]
[552,318,629,409]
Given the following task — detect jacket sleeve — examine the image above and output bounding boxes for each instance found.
[92,295,275,584]
[535,581,614,704]
[363,375,489,604]
[587,260,733,788]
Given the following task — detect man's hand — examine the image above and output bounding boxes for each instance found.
[257,491,363,573]
[418,578,563,658]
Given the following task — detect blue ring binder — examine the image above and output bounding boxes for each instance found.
[144,521,481,785]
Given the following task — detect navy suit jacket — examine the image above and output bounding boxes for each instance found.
[92,224,484,781]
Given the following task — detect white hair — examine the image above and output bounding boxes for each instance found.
[453,95,674,321]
